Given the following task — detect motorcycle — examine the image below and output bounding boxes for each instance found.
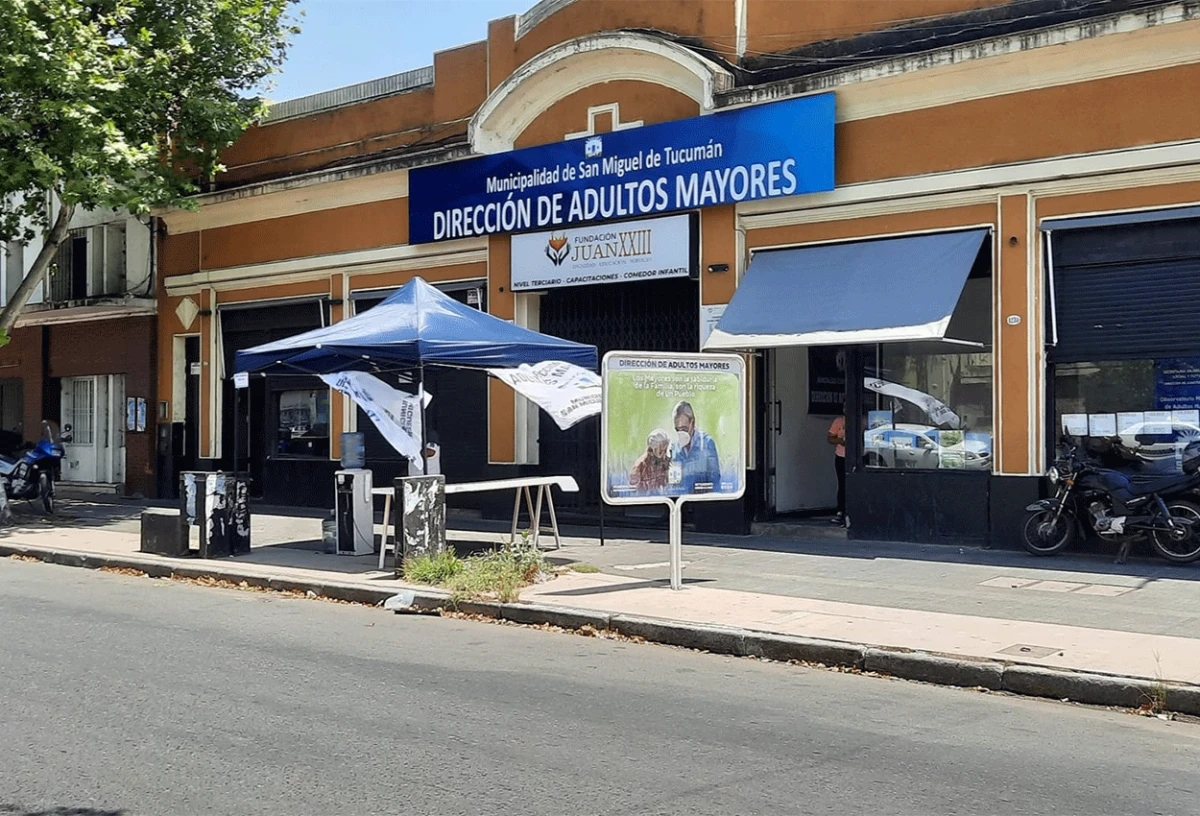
[1021,435,1200,564]
[0,420,71,514]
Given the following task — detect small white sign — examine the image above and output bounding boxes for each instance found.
[1061,413,1089,436]
[1145,411,1174,435]
[699,304,727,350]
[1117,412,1144,435]
[1088,413,1117,437]
[1174,409,1200,427]
[233,371,249,389]
[510,214,693,292]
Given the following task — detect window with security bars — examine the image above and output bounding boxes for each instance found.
[49,222,126,302]
[65,377,95,446]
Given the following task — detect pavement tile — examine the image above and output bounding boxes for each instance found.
[979,576,1041,589]
[1024,580,1088,593]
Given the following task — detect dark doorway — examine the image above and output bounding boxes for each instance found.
[538,276,700,522]
[182,336,201,472]
[70,235,88,300]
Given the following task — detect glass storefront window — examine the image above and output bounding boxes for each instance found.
[860,276,994,472]
[273,388,330,458]
[1054,359,1200,475]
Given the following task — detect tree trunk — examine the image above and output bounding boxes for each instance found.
[0,199,76,333]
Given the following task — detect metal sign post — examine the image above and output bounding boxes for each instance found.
[600,351,746,590]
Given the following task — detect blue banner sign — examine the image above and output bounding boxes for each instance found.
[1156,358,1200,411]
[408,94,835,244]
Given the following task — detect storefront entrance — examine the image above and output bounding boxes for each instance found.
[711,228,997,544]
[761,346,842,520]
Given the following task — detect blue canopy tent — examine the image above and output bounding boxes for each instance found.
[234,276,597,375]
[232,276,598,480]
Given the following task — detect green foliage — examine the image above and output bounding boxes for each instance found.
[0,0,300,241]
[443,535,551,603]
[402,549,464,586]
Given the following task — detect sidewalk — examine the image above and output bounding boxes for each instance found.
[5,497,1200,704]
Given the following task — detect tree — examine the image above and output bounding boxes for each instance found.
[0,0,300,345]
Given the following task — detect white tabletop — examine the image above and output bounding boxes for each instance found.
[371,474,579,497]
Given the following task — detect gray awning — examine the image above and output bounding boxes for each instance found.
[705,229,989,350]
[1042,205,1200,232]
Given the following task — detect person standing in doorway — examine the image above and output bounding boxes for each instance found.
[827,412,846,526]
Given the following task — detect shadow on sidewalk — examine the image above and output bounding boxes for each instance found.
[536,577,715,597]
[1,806,125,816]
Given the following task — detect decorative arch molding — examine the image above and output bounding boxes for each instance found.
[470,32,733,154]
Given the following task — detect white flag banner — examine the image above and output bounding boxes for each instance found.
[321,372,426,460]
[489,361,601,430]
[864,377,961,428]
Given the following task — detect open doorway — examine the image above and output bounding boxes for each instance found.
[762,346,844,520]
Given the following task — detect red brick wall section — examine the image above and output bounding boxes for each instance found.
[47,316,158,498]
[0,325,45,442]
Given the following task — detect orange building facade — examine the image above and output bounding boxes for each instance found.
[156,0,1200,544]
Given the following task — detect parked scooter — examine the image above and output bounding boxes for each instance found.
[1021,434,1200,564]
[0,420,71,514]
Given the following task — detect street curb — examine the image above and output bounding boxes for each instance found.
[0,541,451,610]
[744,633,866,669]
[865,648,1004,691]
[501,602,611,631]
[7,541,1200,716]
[610,614,751,655]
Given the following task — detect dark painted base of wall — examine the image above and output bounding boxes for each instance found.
[846,470,1041,549]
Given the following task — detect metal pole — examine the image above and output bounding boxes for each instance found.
[233,382,240,477]
[418,364,428,476]
[597,417,605,546]
[669,499,683,591]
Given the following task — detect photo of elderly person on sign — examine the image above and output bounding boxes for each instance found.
[629,429,671,493]
[671,400,721,493]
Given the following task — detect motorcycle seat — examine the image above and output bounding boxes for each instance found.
[1127,472,1200,497]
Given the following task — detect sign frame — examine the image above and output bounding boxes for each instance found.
[509,212,697,293]
[409,93,835,244]
[601,351,747,589]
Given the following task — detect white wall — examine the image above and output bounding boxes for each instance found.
[773,346,839,513]
[1,201,151,305]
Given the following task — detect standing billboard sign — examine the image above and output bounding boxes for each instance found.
[601,351,746,588]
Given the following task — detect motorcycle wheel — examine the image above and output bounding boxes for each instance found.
[1150,499,1200,564]
[39,472,54,515]
[1020,509,1075,556]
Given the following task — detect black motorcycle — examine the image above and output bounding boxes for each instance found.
[1022,435,1200,564]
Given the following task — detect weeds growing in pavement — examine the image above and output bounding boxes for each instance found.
[444,532,550,603]
[402,549,464,585]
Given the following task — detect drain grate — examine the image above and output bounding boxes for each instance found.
[996,643,1062,659]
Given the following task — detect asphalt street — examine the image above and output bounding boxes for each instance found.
[2,559,1198,816]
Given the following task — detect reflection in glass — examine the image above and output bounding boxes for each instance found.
[1055,359,1200,475]
[274,389,330,458]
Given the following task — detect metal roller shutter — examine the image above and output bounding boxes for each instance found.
[1050,216,1200,363]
